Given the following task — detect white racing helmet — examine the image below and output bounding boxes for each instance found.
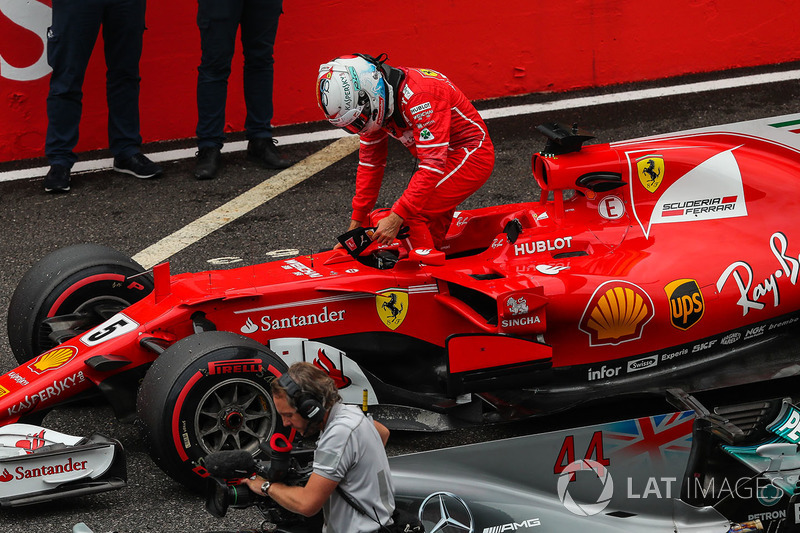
[317,54,392,135]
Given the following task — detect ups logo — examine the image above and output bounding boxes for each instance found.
[665,279,704,330]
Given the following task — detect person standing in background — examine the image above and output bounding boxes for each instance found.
[44,0,163,194]
[194,0,291,180]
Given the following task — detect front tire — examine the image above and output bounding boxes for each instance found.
[7,243,153,364]
[137,331,289,489]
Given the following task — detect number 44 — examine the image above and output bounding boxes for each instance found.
[553,431,610,480]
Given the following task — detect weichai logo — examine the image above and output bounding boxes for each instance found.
[665,279,704,330]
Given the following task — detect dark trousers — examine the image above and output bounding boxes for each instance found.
[196,0,283,149]
[45,0,145,167]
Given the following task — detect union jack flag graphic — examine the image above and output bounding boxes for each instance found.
[603,411,695,467]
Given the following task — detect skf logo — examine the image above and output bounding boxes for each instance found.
[665,279,705,330]
[28,347,77,374]
[376,290,408,330]
[637,155,664,193]
[579,281,654,346]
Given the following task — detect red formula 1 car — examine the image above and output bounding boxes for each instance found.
[2,114,800,499]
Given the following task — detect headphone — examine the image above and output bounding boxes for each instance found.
[277,373,325,424]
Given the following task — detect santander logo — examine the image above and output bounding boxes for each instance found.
[0,457,89,482]
[0,1,53,81]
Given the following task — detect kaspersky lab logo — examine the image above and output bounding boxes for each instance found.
[557,459,614,516]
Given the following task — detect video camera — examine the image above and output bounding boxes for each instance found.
[203,433,313,526]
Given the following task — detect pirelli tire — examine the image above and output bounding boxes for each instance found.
[136,331,289,490]
[7,243,153,365]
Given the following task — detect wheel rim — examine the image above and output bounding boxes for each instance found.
[194,378,278,455]
[39,295,132,352]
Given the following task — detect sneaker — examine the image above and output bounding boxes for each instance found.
[247,138,291,169]
[113,152,163,179]
[194,146,221,180]
[44,164,71,193]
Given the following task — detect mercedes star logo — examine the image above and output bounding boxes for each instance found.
[418,491,474,533]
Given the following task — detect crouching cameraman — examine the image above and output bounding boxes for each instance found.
[243,362,402,533]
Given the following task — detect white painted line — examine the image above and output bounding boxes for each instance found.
[131,135,359,269]
[479,68,800,120]
[3,67,798,184]
[0,129,348,183]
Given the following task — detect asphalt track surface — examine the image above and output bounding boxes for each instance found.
[0,62,799,532]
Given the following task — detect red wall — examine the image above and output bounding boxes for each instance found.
[2,0,799,163]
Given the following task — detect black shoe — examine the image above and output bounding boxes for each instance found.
[113,152,163,179]
[247,138,291,169]
[195,146,221,180]
[44,164,71,193]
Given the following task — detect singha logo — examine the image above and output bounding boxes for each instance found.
[506,296,529,316]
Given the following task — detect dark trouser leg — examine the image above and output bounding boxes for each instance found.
[102,0,146,159]
[45,0,103,167]
[240,0,282,140]
[195,0,242,149]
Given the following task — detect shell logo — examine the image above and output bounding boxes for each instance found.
[27,347,78,374]
[579,281,654,346]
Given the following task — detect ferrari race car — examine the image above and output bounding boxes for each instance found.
[2,113,800,500]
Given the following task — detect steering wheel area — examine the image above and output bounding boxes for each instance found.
[336,227,404,269]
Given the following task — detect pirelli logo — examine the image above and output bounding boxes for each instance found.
[207,359,263,375]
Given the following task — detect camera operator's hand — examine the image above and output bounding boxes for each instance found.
[243,475,272,498]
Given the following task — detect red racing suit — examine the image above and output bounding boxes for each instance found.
[352,67,494,250]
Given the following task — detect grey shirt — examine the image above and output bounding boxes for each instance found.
[313,402,395,533]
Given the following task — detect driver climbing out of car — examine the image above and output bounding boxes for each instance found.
[243,362,399,533]
[317,53,495,251]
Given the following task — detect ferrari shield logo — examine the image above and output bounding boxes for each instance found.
[637,155,664,193]
[376,290,408,330]
[419,68,441,78]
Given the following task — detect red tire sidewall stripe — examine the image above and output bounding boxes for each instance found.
[172,370,204,462]
[47,273,127,317]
